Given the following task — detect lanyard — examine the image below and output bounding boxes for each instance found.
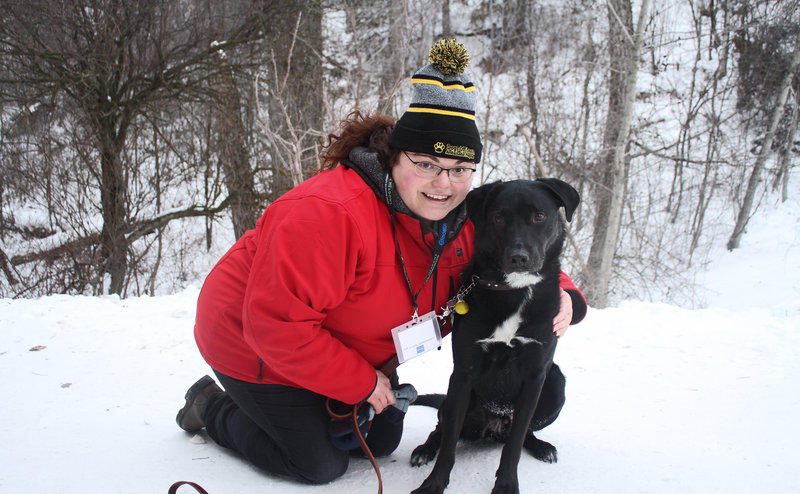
[389,210,446,319]
[385,174,448,319]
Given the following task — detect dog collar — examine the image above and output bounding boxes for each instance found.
[472,276,524,291]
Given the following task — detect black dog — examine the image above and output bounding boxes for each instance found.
[410,179,580,494]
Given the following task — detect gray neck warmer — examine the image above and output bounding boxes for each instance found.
[346,147,414,216]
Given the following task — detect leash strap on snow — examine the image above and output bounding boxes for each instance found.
[326,399,383,494]
[168,481,209,494]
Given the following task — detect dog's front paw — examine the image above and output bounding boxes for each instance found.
[411,478,447,494]
[410,443,438,467]
[490,481,520,494]
[524,435,558,463]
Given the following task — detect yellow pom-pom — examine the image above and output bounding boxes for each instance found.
[428,39,470,75]
[454,301,470,315]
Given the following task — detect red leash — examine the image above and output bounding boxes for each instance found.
[326,399,383,494]
[171,403,383,494]
[321,358,398,494]
[168,481,209,494]
[172,360,399,494]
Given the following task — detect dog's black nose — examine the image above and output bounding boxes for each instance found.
[509,249,529,268]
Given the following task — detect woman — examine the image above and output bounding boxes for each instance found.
[176,40,586,484]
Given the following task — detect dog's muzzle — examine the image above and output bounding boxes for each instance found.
[502,247,543,275]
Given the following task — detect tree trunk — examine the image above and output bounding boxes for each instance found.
[583,0,652,308]
[576,21,597,208]
[98,126,129,295]
[442,0,452,38]
[523,0,539,180]
[727,34,800,250]
[148,125,163,296]
[378,0,405,114]
[772,88,799,202]
[268,1,324,199]
[216,64,257,239]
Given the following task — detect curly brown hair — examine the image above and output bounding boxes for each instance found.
[318,110,401,172]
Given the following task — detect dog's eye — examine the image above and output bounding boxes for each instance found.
[532,212,546,223]
[493,214,506,226]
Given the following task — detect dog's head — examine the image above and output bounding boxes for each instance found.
[466,179,579,284]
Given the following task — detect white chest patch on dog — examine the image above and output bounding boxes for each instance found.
[505,272,543,288]
[476,287,542,350]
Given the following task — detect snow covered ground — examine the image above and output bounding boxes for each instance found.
[2,190,799,494]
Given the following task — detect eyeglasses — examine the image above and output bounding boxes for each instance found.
[402,151,476,183]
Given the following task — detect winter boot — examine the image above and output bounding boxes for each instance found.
[176,375,223,432]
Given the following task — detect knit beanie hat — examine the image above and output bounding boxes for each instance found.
[388,39,483,163]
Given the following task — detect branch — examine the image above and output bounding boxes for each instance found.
[522,128,591,276]
[0,246,19,285]
[123,199,233,244]
[9,232,102,266]
[629,138,732,166]
[9,199,234,267]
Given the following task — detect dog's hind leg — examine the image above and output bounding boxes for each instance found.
[529,363,566,431]
[524,433,558,463]
[524,364,563,463]
[411,425,442,466]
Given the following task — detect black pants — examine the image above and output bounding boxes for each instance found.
[203,371,404,484]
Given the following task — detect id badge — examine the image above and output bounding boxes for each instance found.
[391,311,442,364]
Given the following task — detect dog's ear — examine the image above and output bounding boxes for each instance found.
[466,181,503,229]
[536,178,580,222]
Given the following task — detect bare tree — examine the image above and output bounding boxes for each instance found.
[265,1,324,198]
[772,88,799,201]
[442,0,453,39]
[582,0,652,308]
[0,0,269,295]
[728,32,800,250]
[337,0,412,115]
[213,55,259,239]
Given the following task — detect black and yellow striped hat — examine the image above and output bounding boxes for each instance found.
[388,39,482,163]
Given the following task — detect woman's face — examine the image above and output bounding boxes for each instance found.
[391,151,475,224]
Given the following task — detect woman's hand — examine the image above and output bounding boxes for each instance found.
[366,369,396,414]
[552,288,573,338]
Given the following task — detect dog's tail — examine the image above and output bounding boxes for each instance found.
[413,393,446,409]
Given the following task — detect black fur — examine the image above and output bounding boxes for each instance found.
[410,179,580,494]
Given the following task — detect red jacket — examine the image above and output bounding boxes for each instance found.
[195,165,585,405]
